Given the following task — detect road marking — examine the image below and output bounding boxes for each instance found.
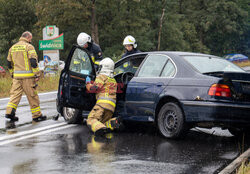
[0,122,67,141]
[0,124,76,146]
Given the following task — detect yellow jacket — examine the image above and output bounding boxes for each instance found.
[86,74,117,112]
[7,37,40,79]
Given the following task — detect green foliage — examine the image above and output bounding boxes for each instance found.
[34,0,92,61]
[0,0,249,64]
[0,0,37,65]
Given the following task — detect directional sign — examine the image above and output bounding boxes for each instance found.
[39,33,64,50]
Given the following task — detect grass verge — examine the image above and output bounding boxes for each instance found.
[0,72,59,98]
[234,60,250,67]
[236,160,250,174]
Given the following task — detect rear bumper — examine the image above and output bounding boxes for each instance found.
[182,101,250,127]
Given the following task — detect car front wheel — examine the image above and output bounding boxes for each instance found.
[157,102,186,139]
[63,107,82,124]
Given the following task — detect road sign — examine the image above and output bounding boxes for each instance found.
[39,33,64,50]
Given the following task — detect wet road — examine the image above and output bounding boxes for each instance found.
[0,92,249,174]
[0,119,249,174]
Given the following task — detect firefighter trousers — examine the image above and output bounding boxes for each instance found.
[6,78,42,119]
[87,105,117,133]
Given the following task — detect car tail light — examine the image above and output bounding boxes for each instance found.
[208,84,231,97]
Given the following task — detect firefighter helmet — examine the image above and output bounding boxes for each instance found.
[99,57,115,77]
[77,32,91,47]
[123,35,137,48]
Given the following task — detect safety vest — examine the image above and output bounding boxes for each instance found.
[87,74,117,112]
[7,37,40,79]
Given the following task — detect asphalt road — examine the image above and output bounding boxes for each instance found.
[0,91,58,130]
[0,92,249,174]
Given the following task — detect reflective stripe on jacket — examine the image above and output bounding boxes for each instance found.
[7,37,39,79]
[86,74,117,112]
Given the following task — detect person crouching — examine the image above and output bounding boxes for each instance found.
[86,57,122,136]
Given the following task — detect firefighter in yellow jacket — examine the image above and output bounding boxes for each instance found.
[5,31,47,122]
[86,57,122,136]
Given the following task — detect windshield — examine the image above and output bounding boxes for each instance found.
[182,55,244,73]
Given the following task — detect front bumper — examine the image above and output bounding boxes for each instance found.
[182,100,250,127]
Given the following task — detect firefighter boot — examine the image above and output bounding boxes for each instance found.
[94,127,111,136]
[110,116,124,131]
[33,115,47,122]
[5,114,19,122]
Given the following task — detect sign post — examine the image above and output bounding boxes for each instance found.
[39,25,64,74]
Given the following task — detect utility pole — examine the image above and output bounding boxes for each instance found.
[91,0,99,44]
[157,8,165,51]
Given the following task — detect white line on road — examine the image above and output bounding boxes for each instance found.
[0,124,76,146]
[0,122,67,141]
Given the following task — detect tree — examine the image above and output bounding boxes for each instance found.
[0,0,37,65]
[35,0,92,60]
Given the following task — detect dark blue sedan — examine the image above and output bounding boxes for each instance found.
[57,45,250,139]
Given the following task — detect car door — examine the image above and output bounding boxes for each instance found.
[125,54,176,121]
[113,54,147,116]
[58,45,96,112]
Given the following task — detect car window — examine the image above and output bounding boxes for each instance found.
[69,48,92,75]
[161,60,176,77]
[182,55,244,73]
[137,55,168,77]
[114,58,144,75]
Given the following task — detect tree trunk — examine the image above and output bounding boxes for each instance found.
[157,8,165,51]
[91,0,99,44]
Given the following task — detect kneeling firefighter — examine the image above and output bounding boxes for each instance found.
[86,57,122,136]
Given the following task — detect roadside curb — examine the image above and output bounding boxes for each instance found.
[219,148,250,174]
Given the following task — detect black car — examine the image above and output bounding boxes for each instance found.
[57,45,250,139]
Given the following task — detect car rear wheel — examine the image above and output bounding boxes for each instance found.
[157,102,186,139]
[63,107,82,124]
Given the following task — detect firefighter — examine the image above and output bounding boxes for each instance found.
[77,32,103,66]
[86,57,122,136]
[121,35,141,58]
[5,31,46,122]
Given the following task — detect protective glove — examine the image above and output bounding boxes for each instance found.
[86,76,91,83]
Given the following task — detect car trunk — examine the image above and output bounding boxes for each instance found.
[204,71,250,102]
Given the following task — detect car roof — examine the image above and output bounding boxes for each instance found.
[144,51,217,57]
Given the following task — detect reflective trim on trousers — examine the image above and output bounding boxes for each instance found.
[7,102,17,110]
[105,120,114,130]
[31,107,40,114]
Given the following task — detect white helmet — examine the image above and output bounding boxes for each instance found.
[77,32,91,47]
[99,57,115,78]
[123,35,137,48]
